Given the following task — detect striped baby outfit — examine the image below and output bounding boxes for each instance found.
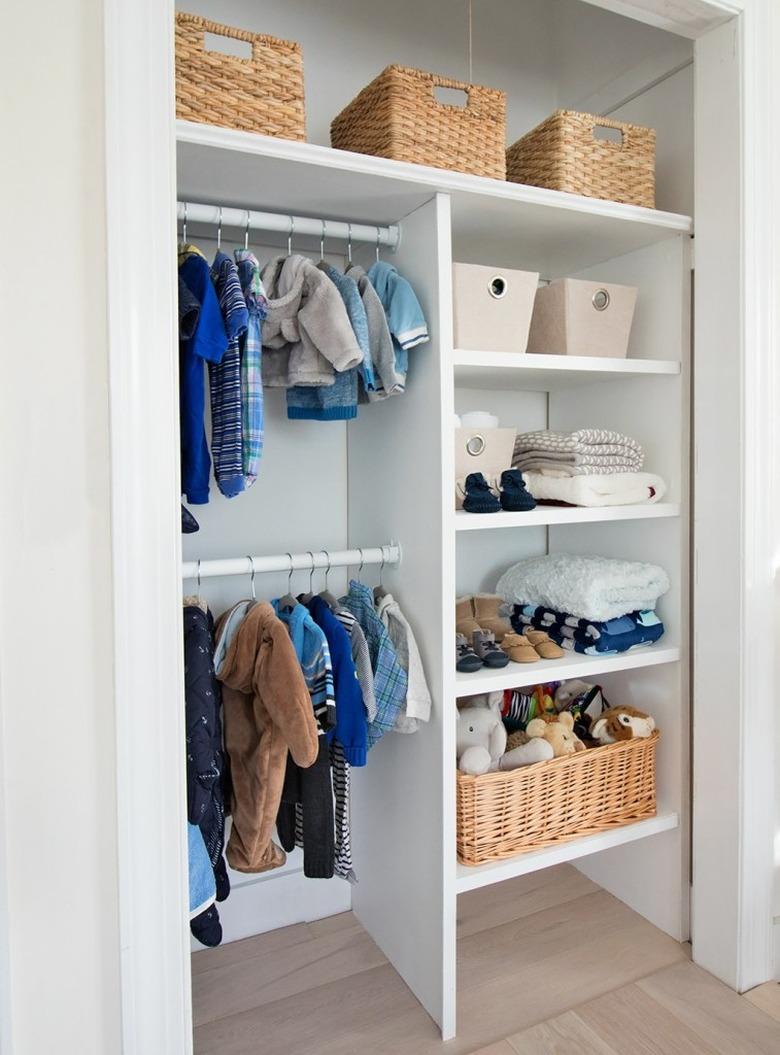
[234,249,267,486]
[209,252,248,498]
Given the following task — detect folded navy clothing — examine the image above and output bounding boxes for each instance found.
[511,604,665,655]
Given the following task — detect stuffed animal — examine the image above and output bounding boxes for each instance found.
[554,679,609,741]
[525,711,585,757]
[591,705,655,745]
[456,693,507,774]
[499,729,554,770]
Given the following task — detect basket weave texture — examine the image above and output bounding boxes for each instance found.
[506,110,655,208]
[331,65,506,179]
[457,731,659,866]
[175,13,305,140]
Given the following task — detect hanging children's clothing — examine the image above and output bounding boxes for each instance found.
[188,822,217,925]
[366,261,429,399]
[260,254,364,388]
[184,600,230,945]
[209,252,249,498]
[286,263,371,421]
[334,605,377,722]
[215,602,319,872]
[234,249,267,486]
[340,579,408,748]
[178,245,228,504]
[345,263,398,398]
[375,591,432,732]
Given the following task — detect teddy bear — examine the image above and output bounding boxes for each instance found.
[456,693,507,775]
[590,705,655,745]
[524,711,585,757]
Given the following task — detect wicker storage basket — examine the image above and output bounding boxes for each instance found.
[506,110,655,208]
[331,65,506,179]
[175,13,305,140]
[457,731,659,866]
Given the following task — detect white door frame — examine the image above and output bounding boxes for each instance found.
[100,0,776,1051]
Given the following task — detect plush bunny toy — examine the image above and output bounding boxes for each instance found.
[456,693,507,775]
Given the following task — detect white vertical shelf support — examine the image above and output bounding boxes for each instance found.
[347,193,457,1039]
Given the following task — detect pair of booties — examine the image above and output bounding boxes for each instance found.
[457,594,511,643]
[462,470,536,514]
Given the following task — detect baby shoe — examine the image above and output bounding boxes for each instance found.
[500,632,539,664]
[499,469,536,511]
[522,628,565,659]
[456,595,481,638]
[472,629,509,668]
[456,633,483,673]
[473,593,512,642]
[463,473,501,514]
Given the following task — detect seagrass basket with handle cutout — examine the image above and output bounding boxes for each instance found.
[175,12,306,140]
[331,65,506,179]
[506,110,655,208]
[457,731,659,865]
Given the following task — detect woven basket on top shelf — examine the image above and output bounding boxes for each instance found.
[175,12,305,140]
[331,65,507,179]
[506,110,655,209]
[457,730,659,866]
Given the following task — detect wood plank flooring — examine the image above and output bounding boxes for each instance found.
[192,864,780,1055]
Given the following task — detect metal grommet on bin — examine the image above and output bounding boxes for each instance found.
[592,288,610,311]
[488,275,507,299]
[466,434,486,457]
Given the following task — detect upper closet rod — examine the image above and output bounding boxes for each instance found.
[177,201,400,251]
[181,543,401,581]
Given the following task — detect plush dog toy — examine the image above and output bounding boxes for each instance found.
[524,711,585,757]
[591,705,655,744]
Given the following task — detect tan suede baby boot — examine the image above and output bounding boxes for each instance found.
[473,594,511,642]
[456,596,481,638]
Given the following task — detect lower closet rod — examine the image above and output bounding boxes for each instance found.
[181,543,401,581]
[177,201,400,251]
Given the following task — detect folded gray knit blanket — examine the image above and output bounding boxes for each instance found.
[512,429,644,476]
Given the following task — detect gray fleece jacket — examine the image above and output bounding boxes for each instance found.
[260,255,363,387]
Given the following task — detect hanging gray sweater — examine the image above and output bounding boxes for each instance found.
[260,255,363,387]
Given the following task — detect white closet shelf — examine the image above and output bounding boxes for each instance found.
[176,122,692,274]
[455,811,679,893]
[455,644,681,695]
[452,350,681,391]
[454,503,680,530]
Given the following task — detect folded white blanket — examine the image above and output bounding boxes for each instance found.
[523,471,666,507]
[496,553,670,622]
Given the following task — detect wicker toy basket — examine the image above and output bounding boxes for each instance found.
[506,110,655,208]
[175,13,306,140]
[457,731,659,866]
[331,65,506,179]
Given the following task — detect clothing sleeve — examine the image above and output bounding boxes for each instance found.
[258,623,319,768]
[308,632,337,733]
[383,273,429,350]
[396,612,432,723]
[297,279,363,373]
[329,623,368,767]
[180,257,229,364]
[350,623,377,722]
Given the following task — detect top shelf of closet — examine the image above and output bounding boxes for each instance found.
[176,122,693,276]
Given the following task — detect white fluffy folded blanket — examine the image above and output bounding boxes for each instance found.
[523,471,666,507]
[496,553,670,622]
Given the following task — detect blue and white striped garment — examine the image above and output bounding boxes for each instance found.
[209,252,248,498]
[234,250,267,486]
[272,600,336,733]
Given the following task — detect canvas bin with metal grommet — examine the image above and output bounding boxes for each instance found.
[452,262,540,354]
[454,427,517,509]
[526,277,638,358]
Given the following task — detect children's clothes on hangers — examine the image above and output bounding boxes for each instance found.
[345,263,398,398]
[271,599,336,732]
[366,261,429,400]
[276,742,335,879]
[375,592,432,730]
[234,249,267,487]
[209,252,248,498]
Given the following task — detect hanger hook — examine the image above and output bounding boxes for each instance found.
[376,225,381,263]
[378,547,385,588]
[196,558,202,596]
[217,206,223,251]
[307,551,315,592]
[286,552,294,592]
[320,219,326,260]
[357,547,365,581]
[247,555,256,601]
[182,202,188,244]
[347,222,353,264]
[287,216,294,256]
[323,549,331,590]
[244,209,251,251]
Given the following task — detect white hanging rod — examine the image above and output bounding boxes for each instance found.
[181,543,401,582]
[177,201,400,251]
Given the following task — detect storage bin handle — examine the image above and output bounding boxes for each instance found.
[425,72,490,116]
[589,114,630,149]
[176,13,299,64]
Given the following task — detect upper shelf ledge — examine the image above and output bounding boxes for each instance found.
[176,122,693,275]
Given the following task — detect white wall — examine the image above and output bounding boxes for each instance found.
[0,2,122,1052]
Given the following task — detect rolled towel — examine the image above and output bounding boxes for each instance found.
[496,553,670,623]
[522,471,666,506]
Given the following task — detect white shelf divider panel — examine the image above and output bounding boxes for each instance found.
[455,503,680,530]
[456,644,681,696]
[453,350,681,391]
[455,811,680,893]
[176,121,691,275]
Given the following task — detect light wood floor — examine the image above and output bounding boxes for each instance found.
[192,864,780,1054]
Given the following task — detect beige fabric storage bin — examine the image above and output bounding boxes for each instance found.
[454,427,517,509]
[527,278,637,358]
[453,263,539,353]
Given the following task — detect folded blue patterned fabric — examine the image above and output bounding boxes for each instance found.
[511,604,664,655]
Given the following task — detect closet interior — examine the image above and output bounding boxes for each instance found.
[178,0,694,1040]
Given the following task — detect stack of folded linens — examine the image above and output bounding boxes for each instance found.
[496,553,669,655]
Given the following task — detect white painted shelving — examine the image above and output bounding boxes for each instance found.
[455,503,680,530]
[453,349,681,390]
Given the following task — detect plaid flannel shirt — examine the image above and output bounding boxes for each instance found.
[234,250,267,485]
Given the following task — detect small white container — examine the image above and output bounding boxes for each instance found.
[453,262,540,353]
[454,426,517,509]
[526,278,637,358]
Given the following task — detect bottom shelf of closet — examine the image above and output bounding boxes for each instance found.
[455,810,679,893]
